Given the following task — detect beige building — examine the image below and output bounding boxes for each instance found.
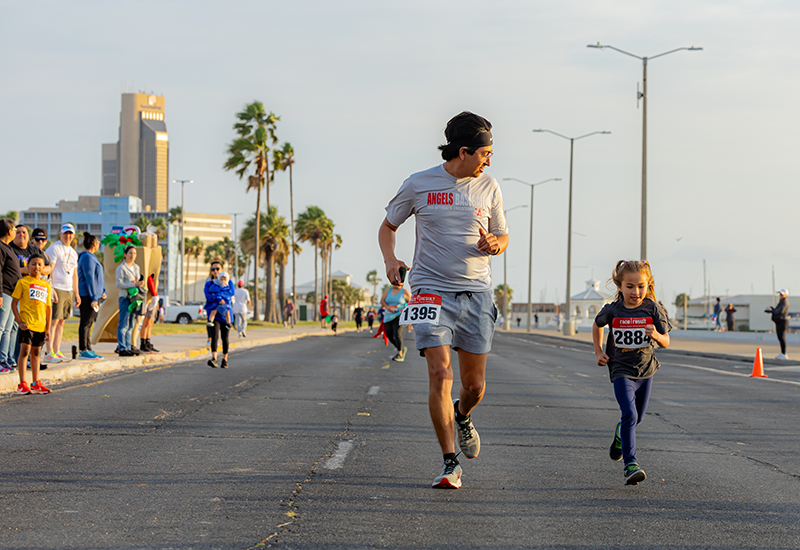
[102,93,169,212]
[181,213,233,302]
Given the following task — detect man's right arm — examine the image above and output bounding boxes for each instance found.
[378,218,409,286]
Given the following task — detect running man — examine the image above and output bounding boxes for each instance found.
[378,111,508,489]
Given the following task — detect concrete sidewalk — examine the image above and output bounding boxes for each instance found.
[501,326,800,365]
[0,324,357,395]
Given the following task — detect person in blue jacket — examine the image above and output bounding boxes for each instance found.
[205,271,235,328]
[77,233,106,359]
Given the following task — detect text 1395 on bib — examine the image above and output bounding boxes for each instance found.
[400,294,442,326]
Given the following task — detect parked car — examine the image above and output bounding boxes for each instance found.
[164,302,206,324]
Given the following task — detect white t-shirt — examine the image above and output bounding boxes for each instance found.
[385,163,507,293]
[44,241,79,292]
[233,287,250,314]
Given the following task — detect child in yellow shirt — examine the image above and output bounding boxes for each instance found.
[11,254,53,395]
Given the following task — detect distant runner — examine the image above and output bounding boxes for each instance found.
[379,111,508,489]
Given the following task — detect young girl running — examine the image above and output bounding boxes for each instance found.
[592,260,671,486]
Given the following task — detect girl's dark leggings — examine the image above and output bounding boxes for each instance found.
[613,376,653,465]
[775,320,787,354]
[385,318,403,352]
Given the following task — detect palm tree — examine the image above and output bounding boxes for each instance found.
[494,284,513,311]
[223,101,280,321]
[189,236,204,302]
[295,206,332,321]
[133,216,167,240]
[366,270,380,305]
[241,207,289,323]
[273,142,297,322]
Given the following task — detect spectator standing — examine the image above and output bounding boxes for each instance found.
[516,316,521,328]
[157,299,165,323]
[725,303,737,332]
[766,289,790,360]
[43,224,80,362]
[138,273,160,353]
[0,220,22,372]
[233,280,251,337]
[713,297,722,331]
[77,232,106,360]
[115,245,143,357]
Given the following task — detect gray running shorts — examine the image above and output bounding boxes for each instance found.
[412,288,498,356]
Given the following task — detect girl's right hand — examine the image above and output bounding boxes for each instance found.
[596,352,609,366]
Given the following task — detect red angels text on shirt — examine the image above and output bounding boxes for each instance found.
[427,192,454,206]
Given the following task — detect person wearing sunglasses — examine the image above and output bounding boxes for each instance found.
[204,261,230,368]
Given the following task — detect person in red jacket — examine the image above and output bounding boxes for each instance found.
[319,294,329,328]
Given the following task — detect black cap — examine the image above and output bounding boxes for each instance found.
[31,228,47,240]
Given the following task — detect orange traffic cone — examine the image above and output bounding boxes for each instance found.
[750,347,768,378]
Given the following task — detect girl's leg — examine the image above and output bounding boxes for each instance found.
[634,377,653,427]
[613,377,640,465]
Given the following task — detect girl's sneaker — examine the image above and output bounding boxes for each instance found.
[43,353,61,363]
[30,381,52,395]
[624,462,646,485]
[79,350,98,360]
[17,381,31,395]
[55,352,66,360]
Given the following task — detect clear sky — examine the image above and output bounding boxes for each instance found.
[2,1,799,313]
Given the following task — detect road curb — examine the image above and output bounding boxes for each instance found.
[500,329,800,367]
[0,328,354,395]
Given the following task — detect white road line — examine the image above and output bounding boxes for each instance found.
[367,386,380,395]
[669,363,800,387]
[657,399,684,407]
[323,441,354,470]
[574,372,590,378]
[535,359,546,364]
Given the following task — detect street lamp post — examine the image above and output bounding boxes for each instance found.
[587,43,702,260]
[501,204,528,331]
[503,177,562,332]
[532,130,610,336]
[172,179,193,304]
[231,213,243,284]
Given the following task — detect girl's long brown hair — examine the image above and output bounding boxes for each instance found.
[610,260,657,303]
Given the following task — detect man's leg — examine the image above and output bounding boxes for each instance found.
[52,319,65,355]
[425,345,456,455]
[455,349,487,418]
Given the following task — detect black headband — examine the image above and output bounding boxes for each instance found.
[452,130,493,150]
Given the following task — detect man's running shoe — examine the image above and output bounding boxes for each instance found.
[30,381,52,395]
[454,399,480,459]
[43,353,61,363]
[431,459,462,489]
[79,350,98,360]
[624,462,646,485]
[609,422,622,461]
[17,382,31,395]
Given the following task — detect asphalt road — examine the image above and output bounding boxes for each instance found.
[1,330,799,549]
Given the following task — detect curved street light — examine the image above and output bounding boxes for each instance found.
[587,43,703,260]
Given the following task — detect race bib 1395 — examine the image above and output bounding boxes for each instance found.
[399,294,442,326]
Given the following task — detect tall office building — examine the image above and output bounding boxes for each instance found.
[101,93,169,212]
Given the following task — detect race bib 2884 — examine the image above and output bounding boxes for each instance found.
[612,317,652,349]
